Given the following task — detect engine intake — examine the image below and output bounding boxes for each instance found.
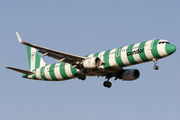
[83,57,102,69]
[122,69,140,81]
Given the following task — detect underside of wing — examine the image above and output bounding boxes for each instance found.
[16,32,86,64]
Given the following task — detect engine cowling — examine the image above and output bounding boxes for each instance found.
[83,57,102,69]
[122,69,140,81]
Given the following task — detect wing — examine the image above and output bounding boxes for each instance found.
[16,32,86,64]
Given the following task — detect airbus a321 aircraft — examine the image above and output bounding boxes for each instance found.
[6,32,176,88]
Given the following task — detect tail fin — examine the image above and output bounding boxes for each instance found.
[26,46,46,71]
[16,32,46,71]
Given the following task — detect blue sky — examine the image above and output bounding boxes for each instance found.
[1,0,180,120]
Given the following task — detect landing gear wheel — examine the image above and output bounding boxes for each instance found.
[78,74,82,79]
[78,74,86,80]
[103,81,112,88]
[82,75,86,80]
[153,66,159,70]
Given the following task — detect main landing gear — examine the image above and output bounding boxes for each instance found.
[78,74,86,80]
[103,81,112,88]
[153,58,159,70]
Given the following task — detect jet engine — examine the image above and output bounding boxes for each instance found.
[83,57,102,69]
[122,69,140,81]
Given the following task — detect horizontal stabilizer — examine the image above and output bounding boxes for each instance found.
[6,67,34,75]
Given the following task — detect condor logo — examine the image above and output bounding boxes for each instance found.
[31,52,36,59]
[127,49,144,56]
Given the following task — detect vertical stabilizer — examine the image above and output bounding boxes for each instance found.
[26,46,46,71]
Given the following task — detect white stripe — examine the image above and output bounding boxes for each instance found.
[132,43,143,63]
[40,58,46,67]
[27,74,33,79]
[157,41,168,57]
[87,54,94,58]
[144,40,154,60]
[54,63,63,80]
[35,68,42,80]
[109,48,118,67]
[65,64,74,78]
[30,47,36,71]
[121,45,131,65]
[44,64,52,80]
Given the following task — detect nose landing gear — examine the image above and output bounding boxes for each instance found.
[153,58,159,70]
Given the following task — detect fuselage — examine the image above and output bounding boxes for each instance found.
[24,39,176,81]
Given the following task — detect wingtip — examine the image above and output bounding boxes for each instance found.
[16,31,25,44]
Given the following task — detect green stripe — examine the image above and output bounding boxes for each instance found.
[103,50,117,71]
[93,52,100,57]
[49,63,57,80]
[151,39,161,58]
[22,74,28,78]
[32,74,37,79]
[70,65,78,77]
[60,62,69,79]
[84,55,89,57]
[139,42,149,62]
[35,51,41,69]
[32,69,37,79]
[115,47,125,67]
[27,46,31,71]
[40,66,47,80]
[127,44,137,64]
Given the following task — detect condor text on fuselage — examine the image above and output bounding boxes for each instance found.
[127,48,144,56]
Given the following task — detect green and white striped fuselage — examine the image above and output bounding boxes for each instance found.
[26,39,175,81]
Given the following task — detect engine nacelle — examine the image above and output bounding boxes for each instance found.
[122,69,140,81]
[83,57,102,69]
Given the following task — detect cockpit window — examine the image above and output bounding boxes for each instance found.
[159,41,170,44]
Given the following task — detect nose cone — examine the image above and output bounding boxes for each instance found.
[165,44,176,55]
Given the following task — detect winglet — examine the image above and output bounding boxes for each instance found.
[16,32,25,44]
[16,32,31,46]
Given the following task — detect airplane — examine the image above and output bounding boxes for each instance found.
[6,32,176,88]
